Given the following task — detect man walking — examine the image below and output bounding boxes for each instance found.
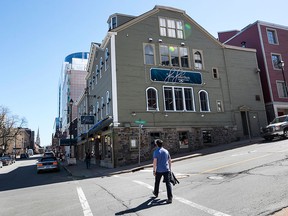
[85,149,91,169]
[152,139,173,204]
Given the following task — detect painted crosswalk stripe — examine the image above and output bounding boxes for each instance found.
[77,186,93,216]
[133,180,230,216]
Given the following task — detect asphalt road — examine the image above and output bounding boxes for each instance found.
[1,139,288,216]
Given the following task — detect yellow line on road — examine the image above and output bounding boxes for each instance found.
[200,154,271,174]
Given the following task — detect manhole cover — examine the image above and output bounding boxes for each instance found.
[208,176,224,180]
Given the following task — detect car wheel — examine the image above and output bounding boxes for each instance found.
[284,130,288,138]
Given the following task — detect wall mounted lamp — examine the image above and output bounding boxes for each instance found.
[181,42,185,46]
[131,111,136,116]
[158,39,163,43]
[148,37,153,42]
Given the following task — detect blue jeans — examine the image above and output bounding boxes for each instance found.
[153,171,173,200]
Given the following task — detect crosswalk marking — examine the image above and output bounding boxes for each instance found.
[132,180,231,216]
[76,186,93,216]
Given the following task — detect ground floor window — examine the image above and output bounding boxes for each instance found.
[178,131,189,149]
[202,130,212,144]
[103,134,112,160]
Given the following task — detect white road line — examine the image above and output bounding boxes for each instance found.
[133,180,231,216]
[174,197,230,216]
[133,180,154,190]
[76,186,93,216]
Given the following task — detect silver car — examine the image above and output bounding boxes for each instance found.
[36,156,60,173]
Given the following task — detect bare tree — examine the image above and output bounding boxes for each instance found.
[0,106,27,154]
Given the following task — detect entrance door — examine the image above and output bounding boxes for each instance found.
[241,111,251,136]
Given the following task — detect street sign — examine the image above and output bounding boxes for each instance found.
[135,119,146,124]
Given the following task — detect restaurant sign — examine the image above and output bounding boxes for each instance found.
[150,68,202,85]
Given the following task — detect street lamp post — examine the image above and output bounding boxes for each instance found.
[69,99,74,158]
[278,60,287,96]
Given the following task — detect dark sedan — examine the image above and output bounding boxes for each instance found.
[36,156,60,174]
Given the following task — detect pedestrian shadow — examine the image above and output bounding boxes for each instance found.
[115,197,167,215]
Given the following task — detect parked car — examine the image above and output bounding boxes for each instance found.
[0,160,3,168]
[0,156,13,166]
[261,115,288,141]
[20,153,29,159]
[36,156,60,174]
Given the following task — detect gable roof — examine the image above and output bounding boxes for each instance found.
[221,20,288,44]
[109,5,224,47]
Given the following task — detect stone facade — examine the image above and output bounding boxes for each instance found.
[113,126,236,167]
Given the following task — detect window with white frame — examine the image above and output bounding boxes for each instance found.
[212,68,219,79]
[199,90,210,112]
[106,91,111,115]
[101,97,104,119]
[109,16,117,30]
[276,81,288,98]
[144,44,155,65]
[159,17,184,39]
[216,100,224,112]
[194,50,204,70]
[267,29,278,45]
[100,57,103,78]
[163,86,195,111]
[92,73,96,87]
[105,48,109,71]
[179,47,189,68]
[160,45,189,68]
[96,102,99,122]
[96,65,99,84]
[272,53,282,69]
[146,87,159,111]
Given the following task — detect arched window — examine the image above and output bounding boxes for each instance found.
[194,51,203,69]
[105,48,109,71]
[144,44,155,65]
[146,87,159,111]
[199,90,210,112]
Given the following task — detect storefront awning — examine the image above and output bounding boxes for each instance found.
[88,116,113,136]
[59,138,77,146]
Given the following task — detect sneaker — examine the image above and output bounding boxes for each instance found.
[167,199,172,204]
[152,191,158,198]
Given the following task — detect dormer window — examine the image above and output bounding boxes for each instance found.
[109,16,117,30]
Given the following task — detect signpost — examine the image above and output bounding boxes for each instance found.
[134,119,146,164]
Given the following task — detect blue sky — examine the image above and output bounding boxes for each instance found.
[0,0,287,146]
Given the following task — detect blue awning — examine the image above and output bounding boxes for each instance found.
[88,116,113,136]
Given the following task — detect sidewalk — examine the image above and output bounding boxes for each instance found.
[61,137,264,179]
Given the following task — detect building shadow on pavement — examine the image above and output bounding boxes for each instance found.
[115,197,168,215]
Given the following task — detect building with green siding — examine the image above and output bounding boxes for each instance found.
[77,5,267,168]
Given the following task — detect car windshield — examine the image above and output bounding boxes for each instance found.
[271,116,288,124]
[40,157,56,162]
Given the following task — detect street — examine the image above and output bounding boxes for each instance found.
[1,139,288,216]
